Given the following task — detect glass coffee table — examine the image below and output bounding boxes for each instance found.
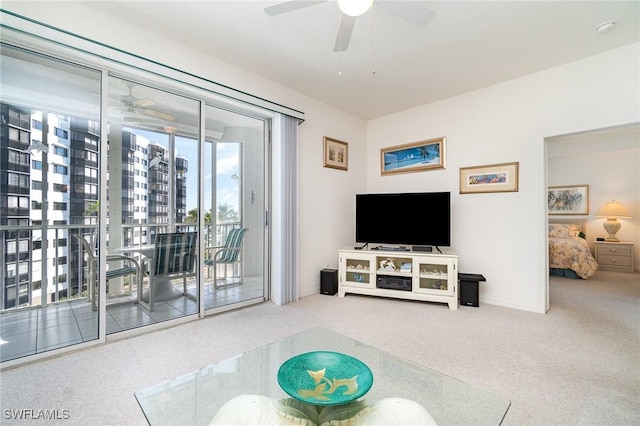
[135,327,510,425]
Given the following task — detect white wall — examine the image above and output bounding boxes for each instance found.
[367,43,640,312]
[548,126,640,266]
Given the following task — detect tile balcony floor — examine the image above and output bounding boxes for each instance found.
[0,278,264,363]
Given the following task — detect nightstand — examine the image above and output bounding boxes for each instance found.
[594,241,635,273]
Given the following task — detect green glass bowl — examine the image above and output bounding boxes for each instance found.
[277,351,374,406]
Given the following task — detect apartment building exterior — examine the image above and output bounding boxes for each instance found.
[0,102,187,310]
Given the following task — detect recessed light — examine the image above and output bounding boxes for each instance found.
[595,20,616,35]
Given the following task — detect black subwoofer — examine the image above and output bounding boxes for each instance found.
[320,269,338,295]
[458,273,486,307]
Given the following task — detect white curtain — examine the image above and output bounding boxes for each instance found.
[271,114,299,305]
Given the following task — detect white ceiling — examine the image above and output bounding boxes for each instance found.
[38,1,640,120]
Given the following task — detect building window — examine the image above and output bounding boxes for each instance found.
[32,160,42,170]
[54,127,68,139]
[53,202,67,210]
[31,201,42,210]
[84,167,97,179]
[53,183,68,193]
[32,180,42,190]
[87,120,99,134]
[53,164,68,175]
[54,146,68,157]
[8,127,29,144]
[9,150,29,166]
[8,196,28,209]
[32,119,42,130]
[8,173,29,190]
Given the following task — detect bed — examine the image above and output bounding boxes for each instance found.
[549,219,598,279]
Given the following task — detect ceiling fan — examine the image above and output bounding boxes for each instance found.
[265,0,436,52]
[114,84,175,123]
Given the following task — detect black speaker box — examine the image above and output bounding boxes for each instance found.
[458,273,485,307]
[460,280,479,307]
[320,269,338,295]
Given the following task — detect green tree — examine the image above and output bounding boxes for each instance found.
[186,208,198,223]
[186,208,213,223]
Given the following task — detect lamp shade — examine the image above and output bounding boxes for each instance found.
[337,0,375,17]
[595,200,631,218]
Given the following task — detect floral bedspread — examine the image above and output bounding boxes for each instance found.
[549,236,598,279]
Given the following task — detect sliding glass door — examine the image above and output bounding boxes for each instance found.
[0,44,102,360]
[1,42,270,364]
[202,105,267,313]
[104,76,202,332]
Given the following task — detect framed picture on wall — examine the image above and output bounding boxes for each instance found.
[459,162,519,194]
[323,137,348,171]
[548,184,589,215]
[381,137,446,175]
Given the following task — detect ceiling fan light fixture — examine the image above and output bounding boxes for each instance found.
[337,0,374,17]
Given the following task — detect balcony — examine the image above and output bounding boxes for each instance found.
[0,222,257,364]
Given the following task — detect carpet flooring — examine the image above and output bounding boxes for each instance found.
[0,269,638,425]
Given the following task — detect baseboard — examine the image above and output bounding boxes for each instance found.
[478,298,541,313]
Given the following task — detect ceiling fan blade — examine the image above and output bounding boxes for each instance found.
[142,109,175,122]
[376,1,435,26]
[133,98,155,108]
[264,0,327,16]
[333,14,356,52]
[123,115,143,123]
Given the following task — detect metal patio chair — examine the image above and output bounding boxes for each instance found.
[74,234,142,311]
[204,227,248,288]
[140,232,197,311]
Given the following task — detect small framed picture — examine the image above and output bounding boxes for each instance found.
[459,162,519,194]
[323,137,348,171]
[548,185,589,215]
[381,137,445,175]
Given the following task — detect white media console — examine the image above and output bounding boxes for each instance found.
[338,247,459,310]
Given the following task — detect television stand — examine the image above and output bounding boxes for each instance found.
[338,246,458,309]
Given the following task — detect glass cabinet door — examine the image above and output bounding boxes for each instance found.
[414,258,455,296]
[340,254,373,288]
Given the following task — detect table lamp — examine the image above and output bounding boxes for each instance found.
[595,200,631,242]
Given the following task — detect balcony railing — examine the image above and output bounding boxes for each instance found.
[0,222,241,313]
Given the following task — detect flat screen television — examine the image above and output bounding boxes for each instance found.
[356,192,450,248]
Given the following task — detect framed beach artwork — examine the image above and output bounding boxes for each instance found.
[380,137,445,175]
[548,185,589,215]
[459,162,519,194]
[323,137,348,171]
